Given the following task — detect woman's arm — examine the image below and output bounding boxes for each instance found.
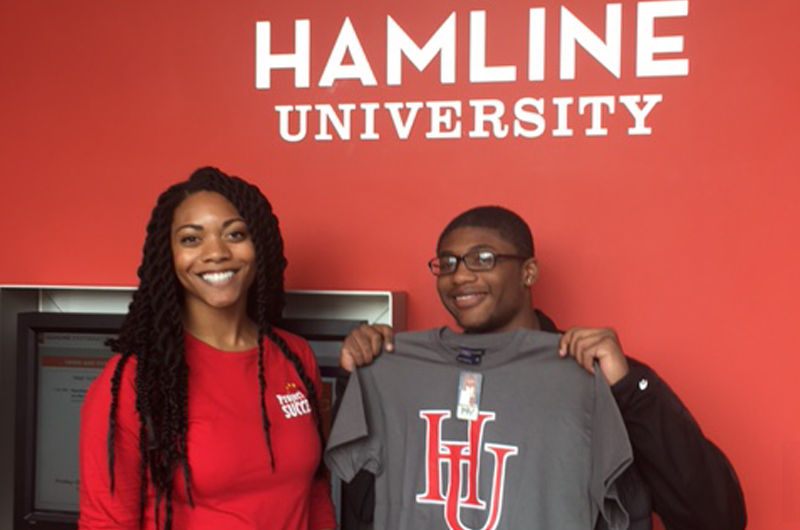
[79,356,144,530]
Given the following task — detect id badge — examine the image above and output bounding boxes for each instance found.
[456,372,483,421]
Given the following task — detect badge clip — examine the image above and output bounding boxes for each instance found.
[456,371,483,421]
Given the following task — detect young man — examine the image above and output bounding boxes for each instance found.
[333,206,746,530]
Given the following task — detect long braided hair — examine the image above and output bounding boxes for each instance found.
[106,167,324,529]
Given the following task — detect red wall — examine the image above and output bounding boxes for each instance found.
[2,1,798,527]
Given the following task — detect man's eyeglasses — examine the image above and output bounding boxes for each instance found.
[428,250,527,276]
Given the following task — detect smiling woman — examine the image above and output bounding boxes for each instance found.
[78,168,336,530]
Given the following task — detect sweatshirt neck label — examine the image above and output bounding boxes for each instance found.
[456,347,485,365]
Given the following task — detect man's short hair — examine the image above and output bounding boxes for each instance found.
[437,206,535,258]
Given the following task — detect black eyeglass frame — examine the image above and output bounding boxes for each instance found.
[427,250,528,276]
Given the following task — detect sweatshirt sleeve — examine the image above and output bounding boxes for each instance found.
[333,369,377,525]
[591,369,634,530]
[79,355,144,530]
[611,357,747,530]
[325,368,383,482]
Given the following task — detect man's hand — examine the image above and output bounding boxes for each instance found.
[340,324,395,372]
[558,327,630,386]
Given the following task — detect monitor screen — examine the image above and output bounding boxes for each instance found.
[35,330,117,513]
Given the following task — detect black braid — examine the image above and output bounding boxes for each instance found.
[105,167,324,529]
[106,352,133,492]
[263,325,326,464]
[256,329,276,471]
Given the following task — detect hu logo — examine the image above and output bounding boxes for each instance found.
[416,410,519,530]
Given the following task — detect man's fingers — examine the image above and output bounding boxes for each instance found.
[558,331,571,356]
[559,328,588,356]
[376,325,395,352]
[368,331,383,356]
[369,324,395,353]
[560,328,609,375]
[339,346,358,372]
[353,326,382,365]
[558,327,627,383]
[339,324,398,371]
[575,334,606,374]
[561,328,598,356]
[562,328,615,354]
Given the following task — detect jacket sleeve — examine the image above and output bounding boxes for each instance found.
[611,357,747,530]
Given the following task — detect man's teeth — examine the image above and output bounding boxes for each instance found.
[455,294,481,300]
[201,271,235,284]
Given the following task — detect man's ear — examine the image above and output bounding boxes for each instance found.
[522,258,538,287]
